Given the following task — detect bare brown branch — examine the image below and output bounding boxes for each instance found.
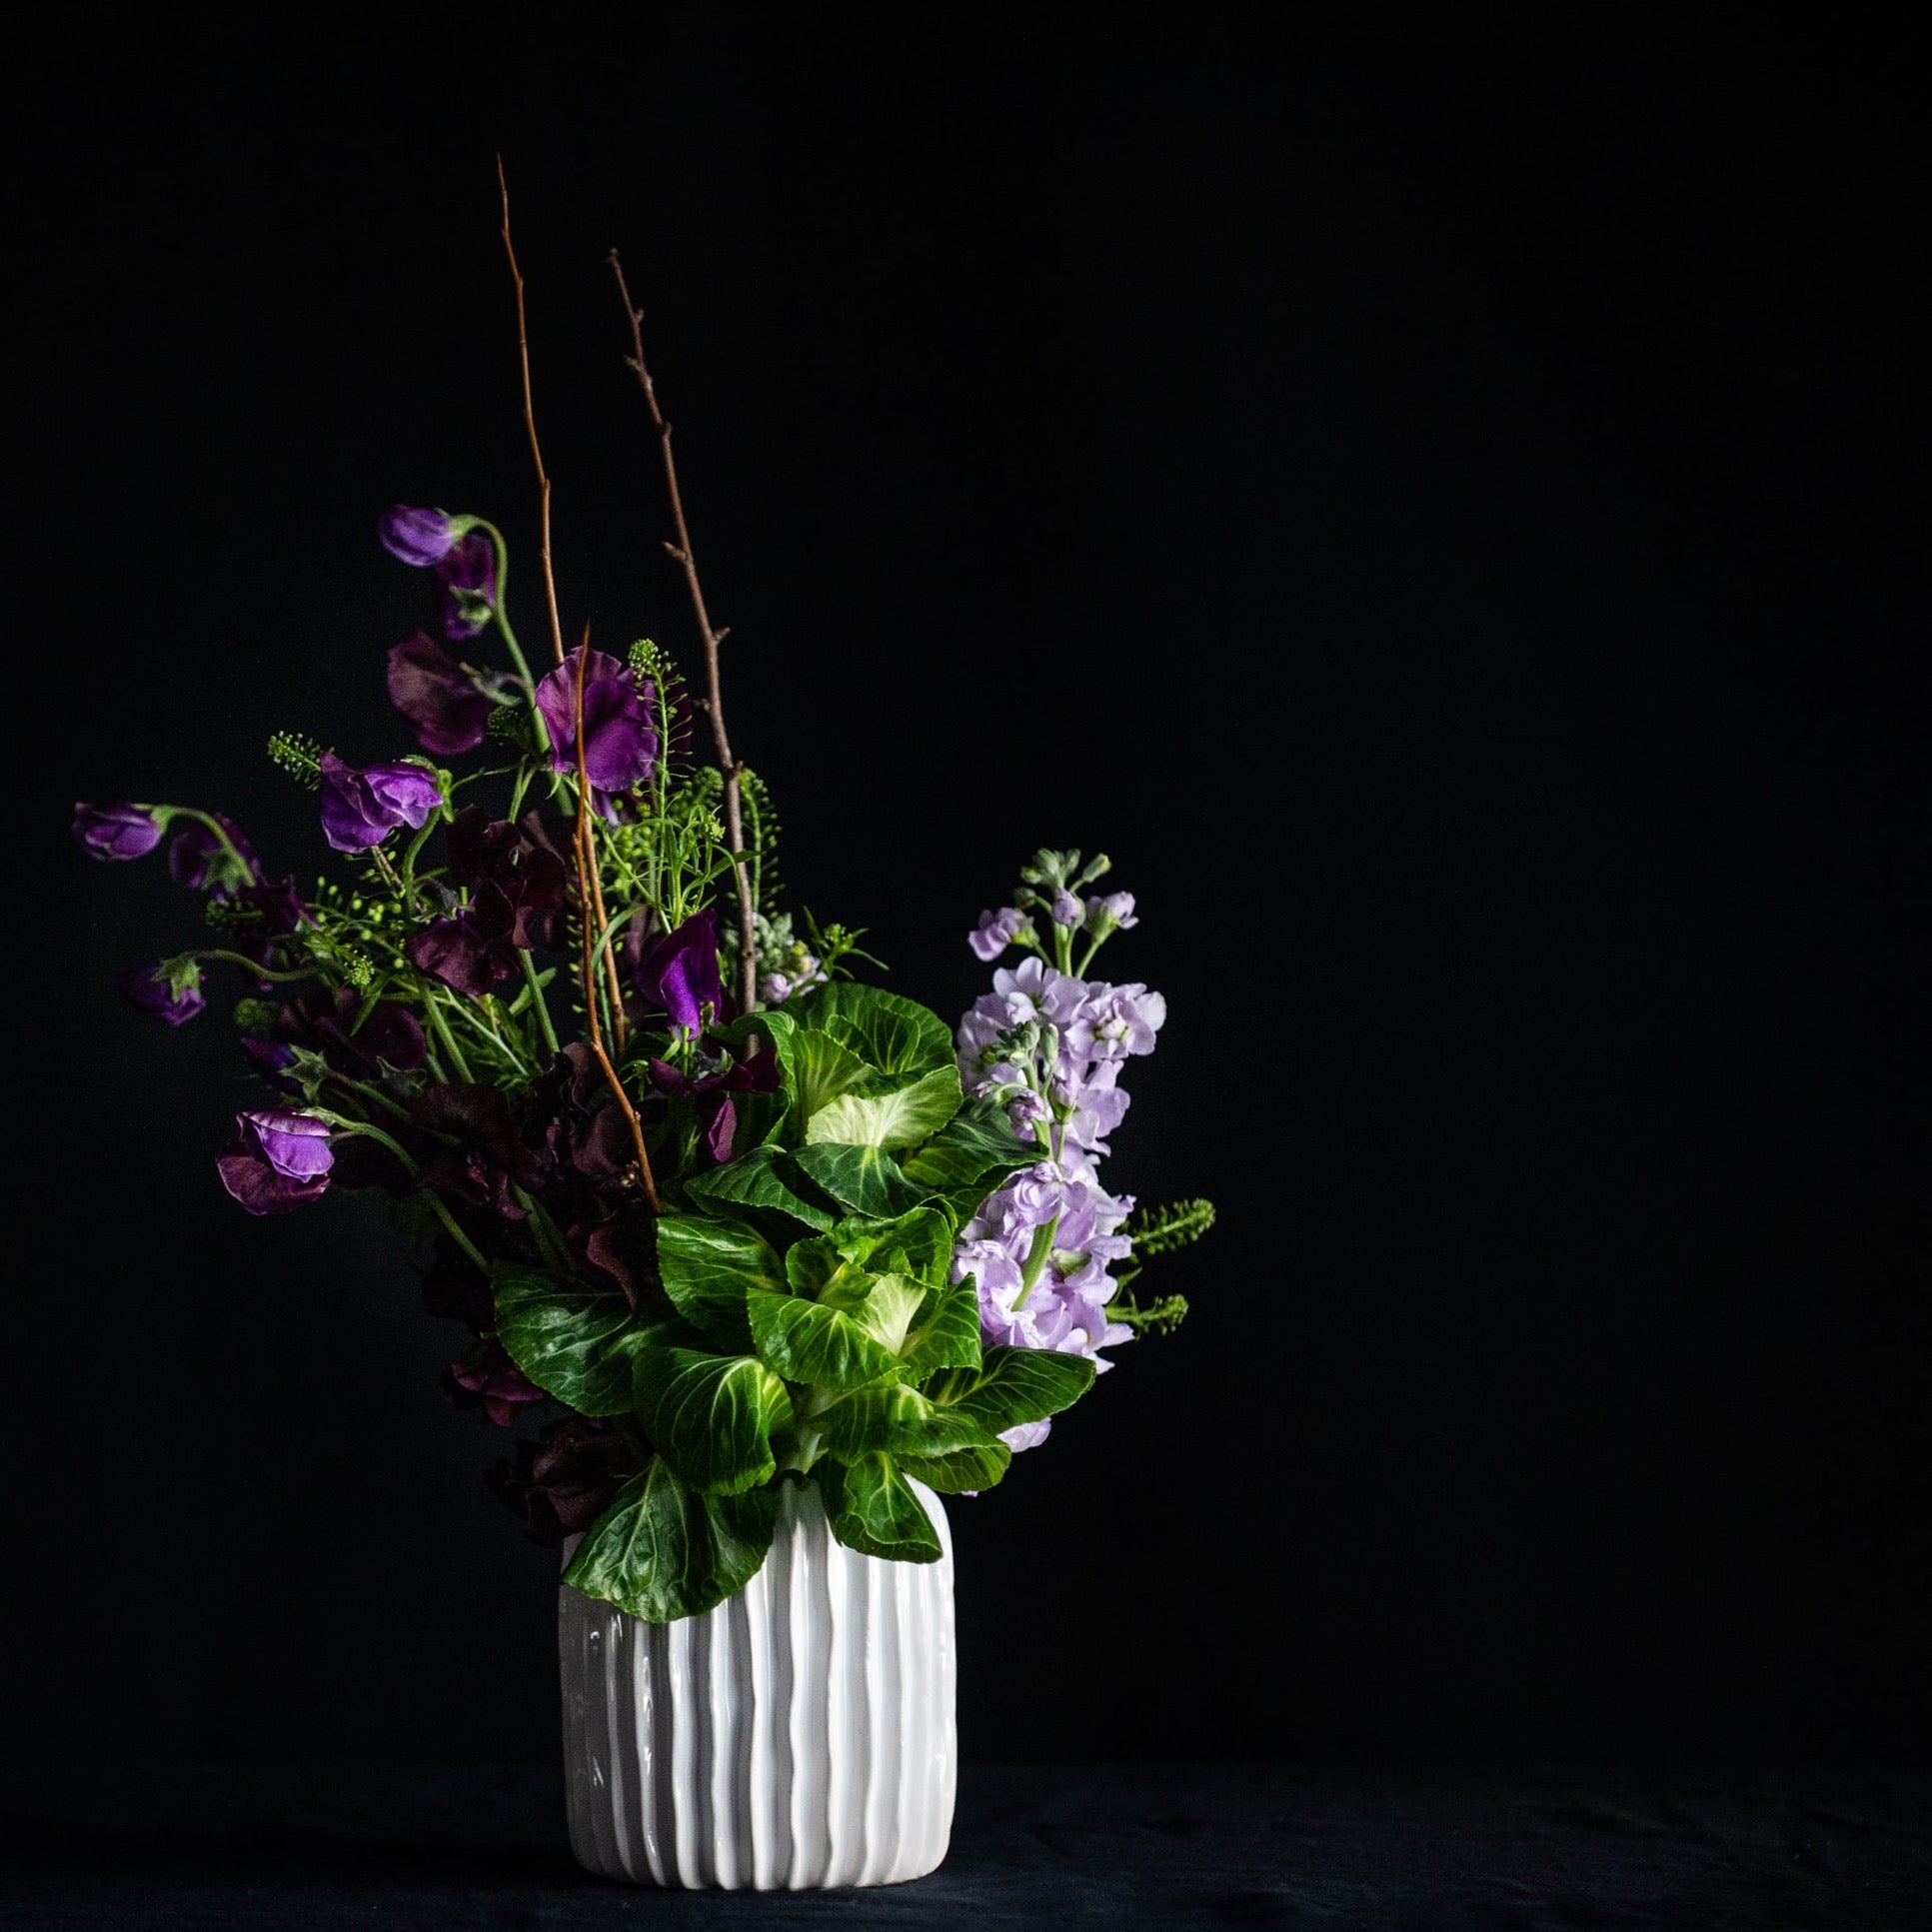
[608,248,760,1015]
[497,158,566,670]
[571,631,660,1212]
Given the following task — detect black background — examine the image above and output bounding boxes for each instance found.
[7,16,1923,1771]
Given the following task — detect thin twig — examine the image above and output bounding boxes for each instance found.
[497,158,566,669]
[499,159,658,1212]
[608,248,759,1014]
[572,620,631,1046]
[572,637,662,1212]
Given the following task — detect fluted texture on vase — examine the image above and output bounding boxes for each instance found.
[559,1476,957,1889]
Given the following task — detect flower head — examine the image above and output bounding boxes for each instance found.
[1061,980,1165,1060]
[968,906,1034,963]
[379,505,464,567]
[386,635,491,756]
[444,1341,546,1426]
[487,1416,632,1544]
[118,962,205,1025]
[74,803,163,862]
[632,907,724,1037]
[433,531,497,641]
[318,753,444,853]
[216,1109,334,1214]
[168,813,261,895]
[534,647,657,799]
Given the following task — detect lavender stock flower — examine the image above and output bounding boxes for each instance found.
[216,1109,334,1214]
[73,803,163,861]
[118,962,205,1025]
[535,647,657,799]
[379,505,464,567]
[1084,890,1138,933]
[318,754,443,853]
[968,906,1033,962]
[387,635,492,755]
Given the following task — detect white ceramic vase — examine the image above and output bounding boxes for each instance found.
[559,1475,957,1889]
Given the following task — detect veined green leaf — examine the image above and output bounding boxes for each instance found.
[653,1213,787,1346]
[901,1097,1039,1193]
[794,982,955,1079]
[806,1064,964,1151]
[492,1261,647,1416]
[793,1140,923,1218]
[854,1272,927,1354]
[781,1027,875,1125]
[634,1344,794,1495]
[897,1441,1011,1493]
[830,1205,956,1287]
[823,1380,995,1459]
[785,1235,863,1301]
[929,1343,1096,1432]
[564,1455,778,1623]
[684,1145,836,1232]
[820,1454,944,1562]
[900,1279,983,1375]
[746,1289,902,1390]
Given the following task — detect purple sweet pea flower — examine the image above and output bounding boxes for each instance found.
[534,648,658,798]
[433,531,497,641]
[73,803,163,861]
[968,906,1034,963]
[387,635,492,756]
[318,753,444,853]
[216,1109,334,1215]
[632,907,724,1037]
[406,911,514,996]
[646,1039,779,1164]
[1050,888,1082,927]
[487,1416,632,1545]
[168,813,262,896]
[117,962,205,1025]
[379,505,462,567]
[1084,891,1138,933]
[444,1342,547,1426]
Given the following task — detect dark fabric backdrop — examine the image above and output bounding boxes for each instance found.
[6,17,1923,1767]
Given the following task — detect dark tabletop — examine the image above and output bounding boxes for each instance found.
[2,1763,1926,1929]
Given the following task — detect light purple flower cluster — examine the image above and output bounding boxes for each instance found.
[951,926,1166,1452]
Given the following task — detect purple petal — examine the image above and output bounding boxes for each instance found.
[379,505,458,567]
[117,963,204,1025]
[74,803,164,862]
[387,635,492,756]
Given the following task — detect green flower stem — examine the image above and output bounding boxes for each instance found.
[424,998,474,1081]
[519,949,561,1057]
[456,995,531,1076]
[318,1111,418,1174]
[512,1184,571,1273]
[1011,1212,1061,1314]
[507,761,536,824]
[424,1190,491,1275]
[191,950,316,984]
[327,1072,412,1123]
[400,815,440,893]
[472,519,546,733]
[164,807,257,881]
[1073,923,1112,976]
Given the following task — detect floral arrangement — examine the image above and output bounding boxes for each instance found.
[72,215,1211,1623]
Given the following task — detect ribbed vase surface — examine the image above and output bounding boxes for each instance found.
[559,1476,956,1889]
